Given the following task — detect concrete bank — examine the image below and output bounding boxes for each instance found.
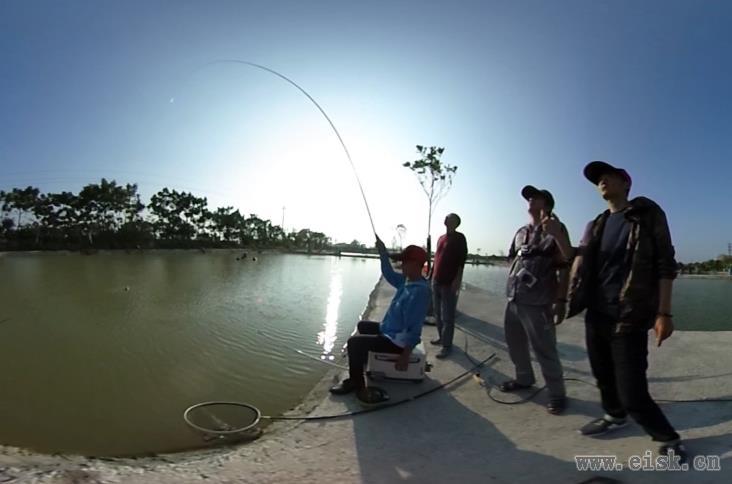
[2,279,731,483]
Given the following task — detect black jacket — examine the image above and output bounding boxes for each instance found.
[568,197,677,331]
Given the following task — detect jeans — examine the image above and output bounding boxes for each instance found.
[585,315,680,442]
[346,321,403,389]
[433,282,458,348]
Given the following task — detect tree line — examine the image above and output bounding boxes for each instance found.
[0,180,337,252]
[679,256,732,274]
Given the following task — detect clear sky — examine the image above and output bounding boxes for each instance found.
[1,0,731,262]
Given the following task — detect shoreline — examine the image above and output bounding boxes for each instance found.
[0,276,385,479]
[678,273,732,280]
[2,275,732,482]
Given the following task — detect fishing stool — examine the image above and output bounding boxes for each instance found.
[366,342,427,382]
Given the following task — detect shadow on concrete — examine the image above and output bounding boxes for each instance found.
[446,346,603,421]
[455,311,589,363]
[647,372,732,384]
[351,384,583,484]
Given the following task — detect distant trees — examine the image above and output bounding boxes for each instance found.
[680,255,732,274]
[1,186,40,228]
[0,179,332,252]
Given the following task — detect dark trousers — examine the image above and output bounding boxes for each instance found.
[585,317,680,442]
[347,321,403,389]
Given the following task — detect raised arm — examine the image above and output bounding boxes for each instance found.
[375,235,405,288]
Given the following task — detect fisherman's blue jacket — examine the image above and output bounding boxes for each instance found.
[378,250,431,349]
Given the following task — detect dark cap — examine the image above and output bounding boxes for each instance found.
[392,245,428,266]
[521,185,555,210]
[583,161,632,188]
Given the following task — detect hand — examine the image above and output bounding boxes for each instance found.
[552,301,566,325]
[540,209,562,238]
[395,351,410,371]
[375,235,386,254]
[654,315,674,347]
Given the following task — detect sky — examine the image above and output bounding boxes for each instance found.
[1,0,731,262]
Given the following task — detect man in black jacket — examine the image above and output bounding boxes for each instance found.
[568,161,686,462]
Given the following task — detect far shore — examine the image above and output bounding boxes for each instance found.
[3,250,727,275]
[678,272,732,279]
[0,249,502,265]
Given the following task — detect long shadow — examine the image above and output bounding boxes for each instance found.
[455,311,589,364]
[448,344,603,421]
[351,384,590,484]
[346,345,732,483]
[453,329,732,432]
[647,371,732,384]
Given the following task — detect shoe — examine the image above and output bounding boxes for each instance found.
[659,440,689,465]
[578,415,628,436]
[498,380,533,392]
[429,338,442,346]
[547,397,567,415]
[356,386,390,405]
[329,378,357,395]
[435,347,451,359]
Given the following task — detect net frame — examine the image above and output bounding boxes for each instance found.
[183,401,262,435]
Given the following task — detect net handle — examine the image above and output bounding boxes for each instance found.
[183,401,262,435]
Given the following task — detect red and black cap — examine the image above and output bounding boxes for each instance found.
[391,245,428,266]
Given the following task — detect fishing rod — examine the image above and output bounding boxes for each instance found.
[186,59,377,236]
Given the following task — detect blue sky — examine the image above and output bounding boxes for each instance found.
[1,0,731,262]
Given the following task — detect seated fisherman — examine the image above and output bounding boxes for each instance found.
[329,235,431,403]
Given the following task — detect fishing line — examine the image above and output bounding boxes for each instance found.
[184,59,377,235]
[256,329,347,370]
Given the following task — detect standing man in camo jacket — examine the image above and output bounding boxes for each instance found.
[568,161,686,462]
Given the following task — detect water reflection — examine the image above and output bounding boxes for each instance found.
[318,264,342,358]
[0,252,379,455]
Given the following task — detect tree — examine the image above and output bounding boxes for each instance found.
[149,188,208,243]
[0,179,343,252]
[1,186,41,228]
[76,179,134,245]
[402,145,457,271]
[1,217,14,233]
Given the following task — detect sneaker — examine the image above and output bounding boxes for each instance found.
[547,397,567,415]
[329,378,357,395]
[429,338,442,346]
[435,347,451,359]
[578,415,628,436]
[659,440,689,465]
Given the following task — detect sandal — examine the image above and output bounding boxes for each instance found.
[356,386,390,405]
[498,380,533,392]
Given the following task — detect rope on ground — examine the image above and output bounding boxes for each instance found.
[265,352,497,421]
